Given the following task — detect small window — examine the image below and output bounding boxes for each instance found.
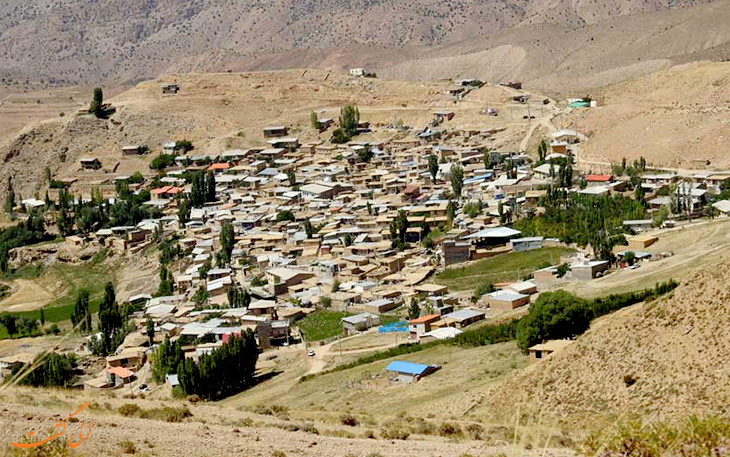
[535,351,542,359]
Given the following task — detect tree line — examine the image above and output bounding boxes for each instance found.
[152,330,259,400]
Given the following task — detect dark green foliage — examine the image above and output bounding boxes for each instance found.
[450,165,464,199]
[152,337,184,382]
[471,282,495,302]
[150,153,177,171]
[463,200,483,218]
[286,169,296,186]
[339,105,360,137]
[178,195,191,225]
[5,177,15,216]
[0,313,18,338]
[156,265,174,297]
[516,280,679,352]
[276,210,295,222]
[174,140,194,153]
[89,88,103,116]
[219,222,235,266]
[190,172,206,208]
[310,112,321,130]
[13,352,76,387]
[192,285,208,305]
[227,286,251,308]
[146,318,155,346]
[446,200,456,221]
[408,298,420,320]
[205,172,216,203]
[515,290,591,352]
[92,282,127,355]
[389,210,409,250]
[177,330,259,400]
[513,193,645,261]
[0,211,50,275]
[357,145,373,162]
[70,289,92,333]
[537,139,548,161]
[331,128,350,144]
[428,153,439,181]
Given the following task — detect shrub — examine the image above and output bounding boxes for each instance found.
[118,403,141,417]
[380,421,410,440]
[439,422,462,437]
[272,451,286,457]
[624,374,638,387]
[119,439,136,454]
[340,413,358,427]
[465,423,484,440]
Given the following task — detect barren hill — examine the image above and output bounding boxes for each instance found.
[0,69,531,200]
[487,250,730,422]
[570,61,730,168]
[0,0,718,87]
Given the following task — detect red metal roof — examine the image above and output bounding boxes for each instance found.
[208,163,230,171]
[585,174,613,182]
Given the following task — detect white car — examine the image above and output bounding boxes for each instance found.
[308,350,315,357]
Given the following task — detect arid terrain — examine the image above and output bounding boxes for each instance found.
[0,69,551,201]
[2,0,730,93]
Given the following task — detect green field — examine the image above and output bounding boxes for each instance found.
[298,310,348,341]
[0,249,116,339]
[433,247,575,291]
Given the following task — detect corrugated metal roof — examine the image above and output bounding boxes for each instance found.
[385,361,431,376]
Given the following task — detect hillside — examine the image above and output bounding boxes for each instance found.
[486,252,730,422]
[0,69,541,200]
[569,61,730,168]
[0,0,719,88]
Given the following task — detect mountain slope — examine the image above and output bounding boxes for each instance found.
[0,0,716,86]
[487,247,730,421]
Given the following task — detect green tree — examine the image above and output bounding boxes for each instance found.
[389,210,409,250]
[450,165,464,199]
[190,172,206,208]
[408,298,420,320]
[89,87,103,116]
[146,318,155,346]
[446,200,456,221]
[205,172,216,202]
[286,169,297,187]
[537,139,549,161]
[339,105,360,137]
[219,222,235,266]
[310,112,321,130]
[71,289,92,334]
[40,307,45,326]
[174,140,194,153]
[16,352,75,387]
[177,330,259,400]
[331,128,350,144]
[156,265,174,297]
[152,337,184,382]
[192,285,209,306]
[5,177,15,216]
[227,286,251,308]
[0,313,18,338]
[276,210,295,222]
[178,195,191,225]
[428,153,439,182]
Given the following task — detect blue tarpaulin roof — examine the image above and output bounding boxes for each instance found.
[385,361,431,376]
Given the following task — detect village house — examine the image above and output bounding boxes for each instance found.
[342,312,380,335]
[385,360,440,384]
[528,340,574,363]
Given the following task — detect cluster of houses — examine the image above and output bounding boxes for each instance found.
[12,86,730,391]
